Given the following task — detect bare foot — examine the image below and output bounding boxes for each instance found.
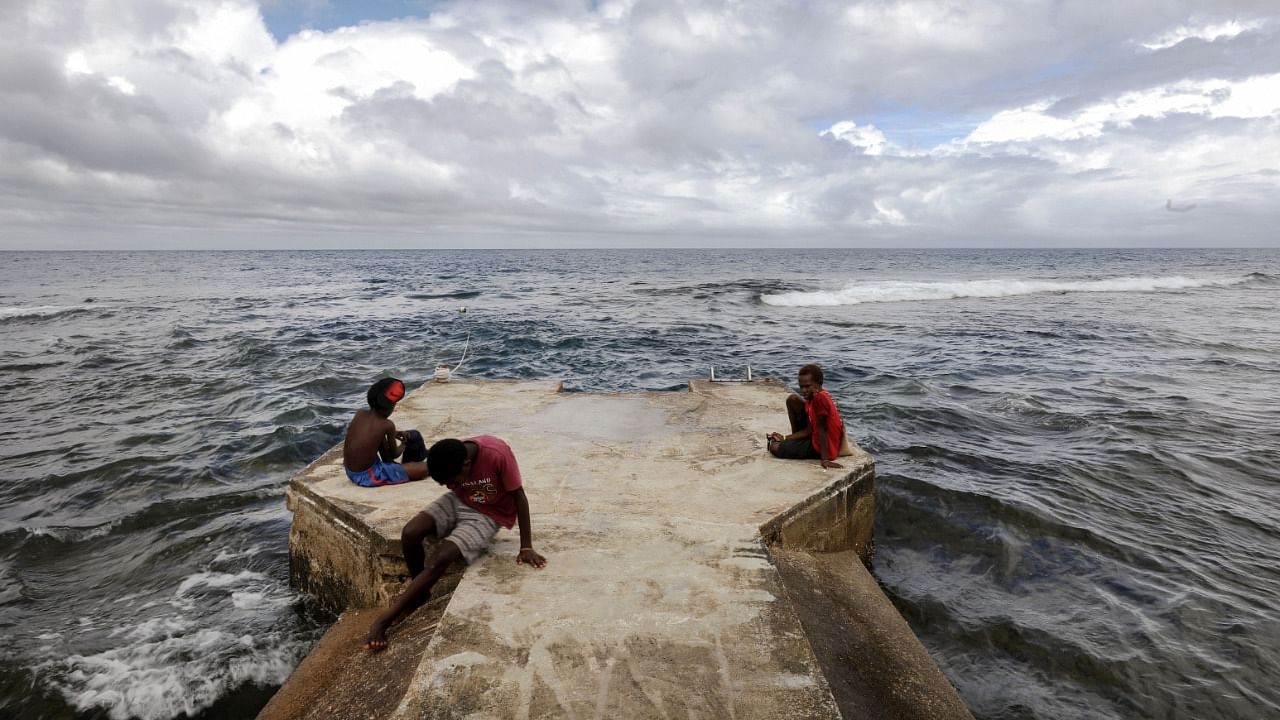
[365,618,390,651]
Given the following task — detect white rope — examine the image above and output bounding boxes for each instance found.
[435,307,472,382]
[451,329,472,373]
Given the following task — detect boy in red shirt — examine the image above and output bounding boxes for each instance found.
[767,364,845,469]
[365,435,546,650]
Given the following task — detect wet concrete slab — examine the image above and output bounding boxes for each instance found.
[270,379,968,720]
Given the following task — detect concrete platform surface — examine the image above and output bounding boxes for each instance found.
[277,379,963,719]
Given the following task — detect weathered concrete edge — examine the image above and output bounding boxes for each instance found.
[758,459,877,563]
[255,606,447,720]
[284,378,565,613]
[761,463,973,719]
[286,452,449,612]
[770,550,974,720]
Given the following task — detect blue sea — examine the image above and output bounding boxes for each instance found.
[1,248,1277,719]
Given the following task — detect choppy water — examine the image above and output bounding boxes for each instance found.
[1,248,1278,720]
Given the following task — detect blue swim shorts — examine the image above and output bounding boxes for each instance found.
[345,459,411,487]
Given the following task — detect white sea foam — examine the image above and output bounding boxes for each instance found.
[42,569,307,720]
[175,569,268,597]
[115,616,191,642]
[0,304,83,321]
[46,628,303,720]
[20,520,122,543]
[212,544,263,564]
[231,591,281,610]
[760,275,1251,307]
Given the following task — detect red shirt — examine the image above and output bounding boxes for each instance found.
[450,435,523,529]
[806,389,845,460]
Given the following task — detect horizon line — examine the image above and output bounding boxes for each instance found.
[1,246,1275,252]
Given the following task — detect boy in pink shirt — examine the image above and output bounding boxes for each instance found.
[767,364,846,469]
[365,435,546,650]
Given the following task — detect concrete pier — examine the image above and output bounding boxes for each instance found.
[261,379,970,720]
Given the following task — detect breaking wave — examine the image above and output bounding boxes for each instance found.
[0,305,88,322]
[38,570,306,720]
[761,275,1252,307]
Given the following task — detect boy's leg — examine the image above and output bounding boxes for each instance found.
[383,431,428,482]
[771,437,821,460]
[365,539,463,651]
[786,394,808,433]
[400,430,427,463]
[401,512,437,578]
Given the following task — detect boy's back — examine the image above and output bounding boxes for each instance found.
[344,408,393,473]
[342,377,428,487]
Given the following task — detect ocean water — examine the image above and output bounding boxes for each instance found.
[0,248,1277,720]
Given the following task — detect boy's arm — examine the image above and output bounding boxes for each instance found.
[814,419,843,469]
[813,393,844,469]
[785,425,813,442]
[381,420,405,459]
[511,487,546,568]
[768,426,813,443]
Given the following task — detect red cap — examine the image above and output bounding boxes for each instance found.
[384,380,405,403]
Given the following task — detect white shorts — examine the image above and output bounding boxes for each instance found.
[424,492,500,564]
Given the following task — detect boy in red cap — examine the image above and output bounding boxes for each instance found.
[342,377,429,486]
[767,364,846,469]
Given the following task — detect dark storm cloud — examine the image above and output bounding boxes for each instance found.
[0,72,212,178]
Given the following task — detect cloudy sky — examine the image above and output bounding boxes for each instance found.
[2,0,1278,249]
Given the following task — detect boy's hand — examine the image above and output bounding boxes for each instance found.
[767,432,783,443]
[395,431,408,441]
[820,459,844,469]
[517,547,546,569]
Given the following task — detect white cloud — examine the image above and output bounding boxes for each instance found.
[1141,18,1265,51]
[106,76,137,95]
[1,0,1279,248]
[1214,73,1280,118]
[172,2,276,67]
[963,74,1280,144]
[63,51,93,76]
[841,1,1006,52]
[822,121,890,156]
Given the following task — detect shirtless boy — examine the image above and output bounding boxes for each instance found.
[767,363,845,469]
[343,377,428,487]
[365,435,546,650]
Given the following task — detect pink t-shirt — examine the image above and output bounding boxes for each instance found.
[450,435,523,529]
